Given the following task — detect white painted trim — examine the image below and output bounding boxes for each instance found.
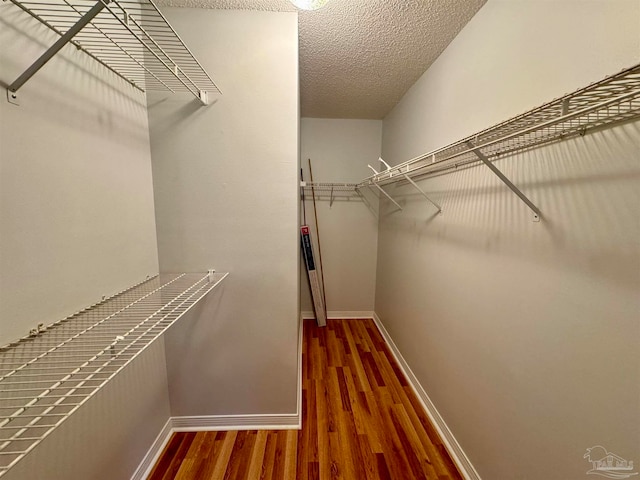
[133,409,301,479]
[171,413,300,432]
[301,310,375,320]
[372,312,482,480]
[297,314,304,428]
[130,417,173,480]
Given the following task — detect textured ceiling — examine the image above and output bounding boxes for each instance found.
[158,0,487,119]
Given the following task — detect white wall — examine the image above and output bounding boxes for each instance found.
[300,118,381,316]
[378,1,640,479]
[148,9,300,416]
[0,3,166,479]
[0,4,159,347]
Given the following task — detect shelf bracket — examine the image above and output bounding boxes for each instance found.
[6,0,109,102]
[367,165,402,211]
[465,141,541,222]
[379,158,441,214]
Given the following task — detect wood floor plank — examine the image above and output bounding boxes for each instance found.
[261,432,278,480]
[211,431,238,479]
[149,319,463,480]
[246,430,268,480]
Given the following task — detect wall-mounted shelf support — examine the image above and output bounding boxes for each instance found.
[379,158,441,214]
[7,0,108,104]
[465,141,541,222]
[367,165,402,211]
[356,64,640,223]
[5,0,220,105]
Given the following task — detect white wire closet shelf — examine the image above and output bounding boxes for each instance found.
[361,63,640,187]
[301,182,362,206]
[0,271,228,477]
[6,0,220,104]
[301,182,359,192]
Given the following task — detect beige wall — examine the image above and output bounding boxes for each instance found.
[149,9,300,416]
[0,3,159,347]
[300,118,381,316]
[378,1,640,479]
[0,4,167,479]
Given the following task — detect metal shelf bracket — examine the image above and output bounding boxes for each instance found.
[465,141,541,222]
[356,64,639,224]
[367,165,402,211]
[7,0,109,103]
[379,158,442,214]
[5,0,220,105]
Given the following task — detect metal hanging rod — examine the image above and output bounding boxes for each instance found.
[359,63,640,218]
[0,271,229,477]
[5,0,220,105]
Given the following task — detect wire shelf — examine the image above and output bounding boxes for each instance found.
[361,63,640,186]
[302,182,359,192]
[301,182,362,205]
[6,0,220,102]
[0,271,228,477]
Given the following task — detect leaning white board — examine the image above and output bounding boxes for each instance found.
[301,225,326,327]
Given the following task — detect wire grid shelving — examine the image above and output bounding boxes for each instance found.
[6,0,220,103]
[302,182,359,192]
[301,182,361,206]
[0,271,228,477]
[361,63,640,187]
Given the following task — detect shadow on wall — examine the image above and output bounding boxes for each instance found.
[145,92,220,139]
[162,284,226,414]
[0,5,151,146]
[377,120,640,292]
[303,188,379,220]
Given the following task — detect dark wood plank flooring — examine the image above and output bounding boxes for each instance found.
[148,318,463,479]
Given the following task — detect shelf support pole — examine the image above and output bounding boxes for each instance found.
[367,165,402,211]
[379,158,441,213]
[7,0,109,103]
[465,141,541,222]
[402,175,442,214]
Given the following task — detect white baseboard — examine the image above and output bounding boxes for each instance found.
[133,319,305,480]
[130,418,173,480]
[372,313,481,480]
[134,315,477,480]
[297,314,303,424]
[171,413,300,432]
[131,411,300,480]
[301,310,375,320]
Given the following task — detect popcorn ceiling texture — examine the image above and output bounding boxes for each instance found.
[158,0,487,119]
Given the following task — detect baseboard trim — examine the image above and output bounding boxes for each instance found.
[171,413,300,432]
[372,313,481,480]
[130,417,173,480]
[301,310,375,320]
[297,314,304,426]
[134,315,477,480]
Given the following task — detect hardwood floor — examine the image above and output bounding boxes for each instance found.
[148,319,463,479]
